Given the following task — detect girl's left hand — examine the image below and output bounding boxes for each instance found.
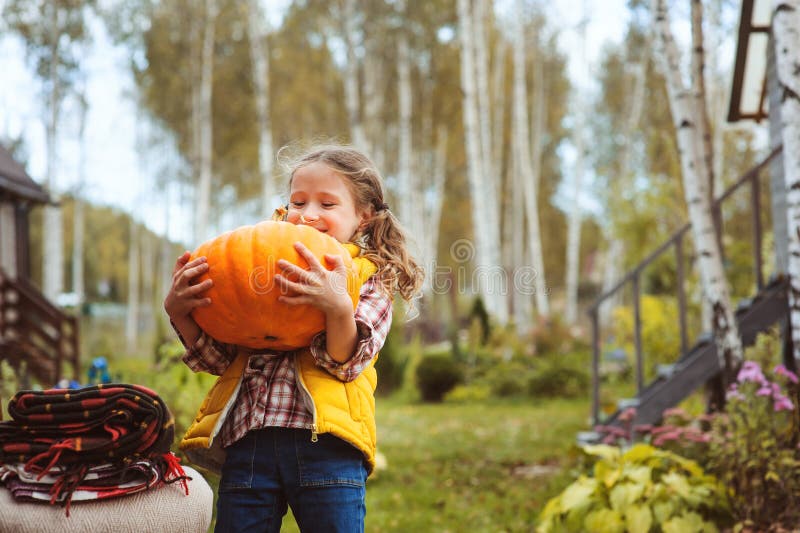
[274,242,353,316]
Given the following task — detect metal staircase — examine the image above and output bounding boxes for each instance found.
[584,148,792,434]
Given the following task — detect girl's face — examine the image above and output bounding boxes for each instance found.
[287,162,367,243]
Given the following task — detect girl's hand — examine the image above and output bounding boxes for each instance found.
[274,242,353,317]
[163,252,214,321]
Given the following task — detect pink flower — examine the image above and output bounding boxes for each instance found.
[774,364,799,384]
[757,386,773,397]
[653,431,681,446]
[663,407,689,420]
[634,424,654,434]
[773,395,794,412]
[738,361,766,384]
[726,390,746,401]
[619,407,636,422]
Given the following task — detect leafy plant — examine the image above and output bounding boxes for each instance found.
[612,295,682,374]
[415,354,463,402]
[528,362,589,399]
[537,443,732,533]
[0,360,20,421]
[706,360,800,528]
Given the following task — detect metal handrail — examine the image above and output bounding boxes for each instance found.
[587,146,782,424]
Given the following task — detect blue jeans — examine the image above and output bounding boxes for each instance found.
[214,427,367,533]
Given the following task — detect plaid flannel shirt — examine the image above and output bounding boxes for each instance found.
[179,275,393,448]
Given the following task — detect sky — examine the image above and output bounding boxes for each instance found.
[0,0,753,246]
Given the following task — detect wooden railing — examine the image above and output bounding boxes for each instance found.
[0,269,80,386]
[586,147,783,425]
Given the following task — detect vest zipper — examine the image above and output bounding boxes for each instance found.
[295,354,319,443]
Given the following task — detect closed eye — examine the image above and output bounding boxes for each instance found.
[290,201,305,207]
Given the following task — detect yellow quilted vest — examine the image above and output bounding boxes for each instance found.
[179,244,381,474]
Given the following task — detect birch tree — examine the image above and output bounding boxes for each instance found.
[72,89,87,303]
[651,0,743,374]
[512,8,549,319]
[565,13,588,326]
[3,1,90,299]
[246,0,275,216]
[396,7,415,242]
[772,0,800,360]
[126,218,140,354]
[458,0,506,323]
[194,0,217,243]
[340,0,366,149]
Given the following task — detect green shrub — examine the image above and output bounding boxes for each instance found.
[375,324,406,395]
[484,361,532,397]
[537,444,732,533]
[528,362,589,399]
[415,354,463,402]
[612,295,682,374]
[443,383,491,403]
[531,315,587,356]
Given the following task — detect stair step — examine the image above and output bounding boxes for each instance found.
[736,297,754,314]
[576,431,602,445]
[617,398,640,410]
[656,364,675,378]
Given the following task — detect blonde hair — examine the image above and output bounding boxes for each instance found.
[281,144,424,303]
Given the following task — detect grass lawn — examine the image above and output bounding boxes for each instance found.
[209,396,588,532]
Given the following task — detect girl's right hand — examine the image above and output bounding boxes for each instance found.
[163,251,214,321]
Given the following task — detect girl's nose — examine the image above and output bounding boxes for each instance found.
[300,211,319,224]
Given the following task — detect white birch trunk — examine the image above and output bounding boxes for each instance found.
[126,219,140,354]
[72,93,87,303]
[397,25,414,240]
[692,0,718,334]
[195,0,217,243]
[691,0,715,194]
[342,0,365,149]
[458,0,506,323]
[363,41,384,172]
[189,10,202,212]
[422,126,448,296]
[43,1,63,301]
[247,0,275,216]
[491,40,506,184]
[509,131,528,330]
[652,0,743,371]
[474,0,495,208]
[772,0,800,361]
[564,130,584,325]
[513,11,549,319]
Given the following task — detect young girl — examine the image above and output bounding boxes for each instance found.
[164,145,423,533]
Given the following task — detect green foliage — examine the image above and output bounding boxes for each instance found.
[528,362,590,399]
[612,295,681,375]
[415,354,463,402]
[0,360,20,421]
[601,333,800,530]
[483,360,532,397]
[537,444,732,533]
[531,315,586,356]
[706,360,800,528]
[374,322,406,396]
[443,383,491,403]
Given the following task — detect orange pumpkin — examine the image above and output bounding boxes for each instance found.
[190,221,361,350]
